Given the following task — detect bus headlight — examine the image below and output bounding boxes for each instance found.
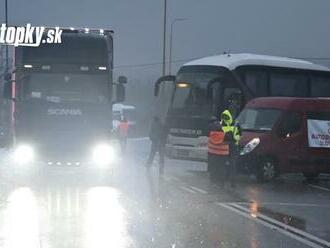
[92,143,116,166]
[13,144,35,164]
[240,138,260,156]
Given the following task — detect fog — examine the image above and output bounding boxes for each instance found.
[1,0,330,134]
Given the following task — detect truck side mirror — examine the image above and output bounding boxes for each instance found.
[154,75,176,97]
[3,73,13,100]
[118,76,127,84]
[113,76,127,103]
[115,83,125,103]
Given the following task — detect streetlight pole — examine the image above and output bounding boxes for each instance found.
[169,18,187,75]
[162,0,167,76]
[5,0,9,73]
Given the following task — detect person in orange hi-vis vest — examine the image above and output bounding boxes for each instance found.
[119,117,129,153]
[208,110,241,187]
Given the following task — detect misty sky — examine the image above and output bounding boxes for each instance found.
[1,0,330,82]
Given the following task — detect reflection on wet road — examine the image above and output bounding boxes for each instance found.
[0,139,329,248]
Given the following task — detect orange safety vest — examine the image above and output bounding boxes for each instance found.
[119,121,129,137]
[208,131,230,156]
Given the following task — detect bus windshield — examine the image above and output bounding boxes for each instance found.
[237,108,282,131]
[172,66,225,116]
[21,72,109,104]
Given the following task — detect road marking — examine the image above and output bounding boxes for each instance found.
[217,202,330,248]
[226,202,330,208]
[231,203,330,246]
[309,184,330,192]
[189,186,208,194]
[180,186,196,194]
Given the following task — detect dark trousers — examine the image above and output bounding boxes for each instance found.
[146,140,164,169]
[208,153,236,185]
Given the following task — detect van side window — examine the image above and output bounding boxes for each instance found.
[277,112,303,138]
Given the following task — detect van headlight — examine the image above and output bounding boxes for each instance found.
[92,143,116,166]
[240,138,260,156]
[13,144,35,164]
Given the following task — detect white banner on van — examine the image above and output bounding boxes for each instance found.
[307,119,330,148]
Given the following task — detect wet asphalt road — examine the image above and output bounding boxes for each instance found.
[0,138,329,248]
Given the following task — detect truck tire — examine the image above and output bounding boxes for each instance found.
[256,158,277,182]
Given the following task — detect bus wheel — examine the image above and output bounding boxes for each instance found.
[303,172,319,181]
[256,158,277,182]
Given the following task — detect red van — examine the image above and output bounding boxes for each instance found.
[237,97,330,182]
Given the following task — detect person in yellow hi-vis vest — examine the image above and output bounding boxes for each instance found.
[208,110,241,187]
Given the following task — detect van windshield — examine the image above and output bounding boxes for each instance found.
[237,108,282,131]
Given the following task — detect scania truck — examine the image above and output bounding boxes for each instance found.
[3,28,126,166]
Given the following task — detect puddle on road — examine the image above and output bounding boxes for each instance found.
[254,203,306,231]
[247,202,306,231]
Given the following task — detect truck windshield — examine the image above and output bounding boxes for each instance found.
[21,72,109,104]
[172,66,225,116]
[237,108,282,131]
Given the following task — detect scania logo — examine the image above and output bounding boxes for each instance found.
[47,109,82,116]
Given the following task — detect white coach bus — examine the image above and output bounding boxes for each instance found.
[154,53,330,161]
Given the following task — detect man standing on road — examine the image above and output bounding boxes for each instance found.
[145,116,166,174]
[208,110,241,187]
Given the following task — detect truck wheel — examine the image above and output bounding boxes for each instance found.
[256,158,277,182]
[303,172,319,181]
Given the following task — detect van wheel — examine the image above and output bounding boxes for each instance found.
[256,158,277,182]
[303,172,319,181]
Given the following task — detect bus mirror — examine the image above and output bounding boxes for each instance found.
[154,75,176,97]
[115,83,126,103]
[227,92,243,118]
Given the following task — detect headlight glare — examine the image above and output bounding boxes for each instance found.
[240,138,260,156]
[13,144,35,164]
[92,143,116,166]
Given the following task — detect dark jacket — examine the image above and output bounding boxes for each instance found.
[149,120,166,142]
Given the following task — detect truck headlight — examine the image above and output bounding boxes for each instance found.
[240,138,260,156]
[92,143,116,166]
[13,144,35,164]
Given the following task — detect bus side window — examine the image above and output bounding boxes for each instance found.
[244,71,268,97]
[270,72,308,97]
[311,75,330,97]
